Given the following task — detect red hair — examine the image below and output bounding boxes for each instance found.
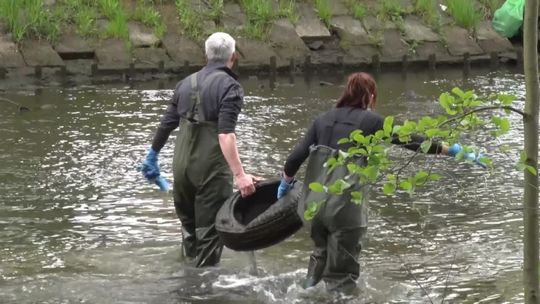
[336,72,377,109]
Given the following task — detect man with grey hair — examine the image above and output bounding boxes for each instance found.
[140,32,258,267]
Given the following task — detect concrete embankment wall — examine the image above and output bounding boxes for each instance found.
[0,0,520,86]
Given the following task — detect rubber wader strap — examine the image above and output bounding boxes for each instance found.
[187,72,199,122]
[320,110,338,146]
[187,71,228,122]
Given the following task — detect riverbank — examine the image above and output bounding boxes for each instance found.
[0,0,519,87]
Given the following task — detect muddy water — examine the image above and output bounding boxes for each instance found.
[0,68,527,303]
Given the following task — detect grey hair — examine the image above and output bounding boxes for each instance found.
[205,32,236,64]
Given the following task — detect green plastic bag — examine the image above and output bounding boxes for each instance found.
[492,0,525,38]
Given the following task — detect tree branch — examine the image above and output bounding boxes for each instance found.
[439,106,525,128]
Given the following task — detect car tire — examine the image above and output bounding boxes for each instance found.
[215,179,304,251]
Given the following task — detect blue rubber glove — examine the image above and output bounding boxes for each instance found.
[139,148,170,192]
[448,143,486,168]
[277,178,294,199]
[153,175,170,192]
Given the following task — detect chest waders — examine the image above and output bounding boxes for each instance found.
[172,71,233,268]
[299,113,369,291]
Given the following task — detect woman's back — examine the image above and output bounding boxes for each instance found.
[313,107,384,149]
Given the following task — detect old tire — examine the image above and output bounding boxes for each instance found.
[215,179,303,251]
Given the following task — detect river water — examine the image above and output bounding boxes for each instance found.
[0,67,528,303]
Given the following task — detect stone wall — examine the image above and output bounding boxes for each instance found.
[0,0,520,85]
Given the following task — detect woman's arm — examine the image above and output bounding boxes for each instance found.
[391,134,448,154]
[283,121,318,178]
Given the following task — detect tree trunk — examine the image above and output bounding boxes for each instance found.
[523,0,540,303]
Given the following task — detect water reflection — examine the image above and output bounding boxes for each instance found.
[0,68,529,303]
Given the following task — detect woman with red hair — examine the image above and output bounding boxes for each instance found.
[276,72,454,292]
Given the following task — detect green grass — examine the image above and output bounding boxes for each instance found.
[0,0,61,43]
[240,0,274,40]
[0,0,187,44]
[95,0,130,45]
[368,30,384,49]
[478,0,504,17]
[414,0,439,30]
[0,0,27,42]
[277,0,299,24]
[379,0,405,22]
[75,6,98,36]
[208,0,224,24]
[175,0,204,40]
[133,0,167,39]
[98,0,121,19]
[314,0,332,27]
[446,0,481,30]
[104,9,129,41]
[344,0,367,20]
[63,0,98,36]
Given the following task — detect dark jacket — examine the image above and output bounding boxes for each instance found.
[151,62,243,152]
[284,107,441,177]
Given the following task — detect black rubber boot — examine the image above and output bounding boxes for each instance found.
[181,226,197,259]
[302,254,326,288]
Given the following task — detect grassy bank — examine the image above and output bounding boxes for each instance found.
[0,0,503,45]
[0,0,61,43]
[0,0,166,46]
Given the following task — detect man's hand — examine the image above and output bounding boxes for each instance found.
[235,173,258,197]
[139,148,170,192]
[140,148,160,180]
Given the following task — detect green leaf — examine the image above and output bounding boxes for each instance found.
[348,147,368,155]
[520,151,527,162]
[499,145,511,153]
[491,116,510,136]
[374,130,385,139]
[429,173,441,181]
[439,92,458,115]
[415,170,429,184]
[468,100,483,107]
[309,182,325,193]
[371,145,386,154]
[352,132,365,144]
[328,179,351,195]
[383,182,396,195]
[451,87,466,98]
[362,165,379,181]
[304,201,322,220]
[337,137,350,145]
[420,140,431,153]
[384,116,394,137]
[338,150,350,159]
[400,180,412,191]
[499,118,510,134]
[498,94,515,106]
[351,191,363,205]
[350,130,363,140]
[347,163,359,174]
[526,165,537,176]
[324,157,337,169]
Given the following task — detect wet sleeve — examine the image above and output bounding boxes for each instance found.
[218,83,243,134]
[284,121,318,177]
[151,89,181,152]
[391,134,443,154]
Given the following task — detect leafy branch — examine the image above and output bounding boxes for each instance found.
[306,87,529,219]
